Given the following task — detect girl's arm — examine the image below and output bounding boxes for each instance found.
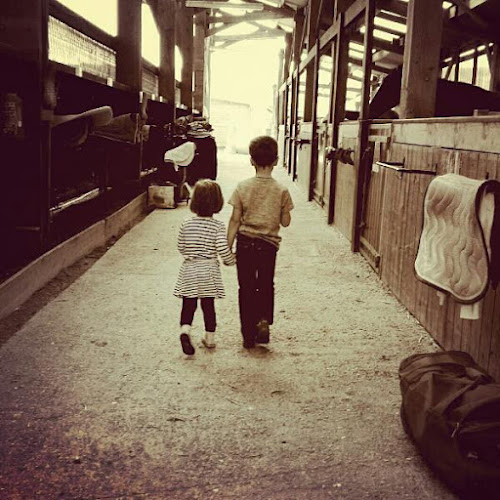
[217,223,236,266]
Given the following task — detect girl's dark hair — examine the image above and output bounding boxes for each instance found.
[189,179,224,216]
[249,136,278,167]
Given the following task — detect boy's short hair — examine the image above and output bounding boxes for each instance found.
[249,136,278,167]
[190,179,224,216]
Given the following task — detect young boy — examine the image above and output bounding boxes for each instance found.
[227,136,294,348]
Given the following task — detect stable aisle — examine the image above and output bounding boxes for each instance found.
[0,151,454,499]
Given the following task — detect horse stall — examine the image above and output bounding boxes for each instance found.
[334,116,500,381]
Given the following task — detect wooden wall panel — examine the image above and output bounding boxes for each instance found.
[372,120,500,378]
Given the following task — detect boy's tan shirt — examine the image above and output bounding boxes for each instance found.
[228,176,294,248]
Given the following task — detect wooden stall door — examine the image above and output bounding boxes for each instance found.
[296,122,313,194]
[358,123,393,272]
[333,122,358,241]
[312,121,329,208]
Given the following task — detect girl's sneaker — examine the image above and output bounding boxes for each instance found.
[202,332,216,349]
[180,333,195,355]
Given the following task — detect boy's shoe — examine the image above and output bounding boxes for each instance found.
[202,332,216,349]
[242,330,256,348]
[255,320,270,344]
[243,338,255,349]
[180,333,195,355]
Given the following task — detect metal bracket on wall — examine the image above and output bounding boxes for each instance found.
[326,147,355,165]
[375,161,437,177]
[295,138,311,149]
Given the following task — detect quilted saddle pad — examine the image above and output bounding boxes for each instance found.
[414,173,500,303]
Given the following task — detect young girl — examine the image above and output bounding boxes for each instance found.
[174,179,235,355]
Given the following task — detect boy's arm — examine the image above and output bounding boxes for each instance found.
[280,189,293,227]
[281,211,291,227]
[227,207,242,249]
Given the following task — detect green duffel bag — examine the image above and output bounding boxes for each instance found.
[399,350,500,499]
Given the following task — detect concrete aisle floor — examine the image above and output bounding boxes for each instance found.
[0,151,455,499]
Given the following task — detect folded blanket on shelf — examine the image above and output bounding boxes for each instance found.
[414,173,500,304]
[51,106,113,148]
[92,113,143,144]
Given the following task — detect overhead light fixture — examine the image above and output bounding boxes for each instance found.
[185,1,264,9]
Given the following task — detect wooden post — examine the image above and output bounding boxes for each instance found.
[400,0,443,118]
[193,12,207,113]
[308,42,320,201]
[334,0,356,18]
[472,47,478,85]
[158,0,176,107]
[178,6,194,109]
[288,9,305,177]
[351,0,374,252]
[489,44,500,92]
[283,32,293,82]
[117,0,142,91]
[327,15,347,225]
[304,0,321,122]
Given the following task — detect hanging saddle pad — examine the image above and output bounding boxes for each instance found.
[414,173,500,303]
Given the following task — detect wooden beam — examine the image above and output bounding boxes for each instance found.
[489,44,500,91]
[193,11,207,113]
[400,0,443,118]
[213,29,285,42]
[376,10,406,25]
[352,0,375,253]
[49,0,117,50]
[304,0,321,122]
[377,0,407,18]
[348,57,391,74]
[350,32,403,55]
[328,12,349,224]
[334,0,356,18]
[207,10,291,24]
[288,9,305,179]
[158,0,176,105]
[186,1,263,9]
[472,46,478,85]
[283,31,293,82]
[319,16,340,50]
[449,0,489,31]
[309,42,321,200]
[178,6,194,109]
[343,0,366,27]
[116,0,142,91]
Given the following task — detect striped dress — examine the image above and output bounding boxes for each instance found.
[174,216,235,298]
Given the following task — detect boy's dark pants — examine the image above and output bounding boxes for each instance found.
[236,234,277,342]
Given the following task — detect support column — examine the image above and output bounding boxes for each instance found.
[352,0,375,253]
[304,0,321,122]
[178,6,194,109]
[116,0,142,91]
[334,0,356,18]
[158,0,176,106]
[193,12,207,113]
[400,0,443,118]
[327,15,348,225]
[489,44,500,92]
[283,32,293,82]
